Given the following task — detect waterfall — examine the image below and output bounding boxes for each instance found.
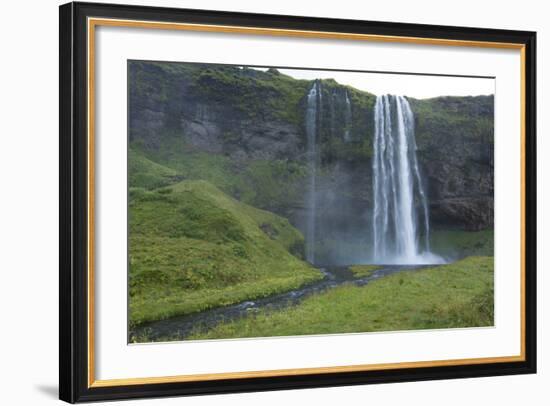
[305,82,320,264]
[330,91,336,140]
[401,99,431,253]
[343,91,352,142]
[372,95,441,264]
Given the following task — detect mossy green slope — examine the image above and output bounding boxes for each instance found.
[191,256,494,339]
[132,139,308,215]
[129,148,181,190]
[129,179,322,328]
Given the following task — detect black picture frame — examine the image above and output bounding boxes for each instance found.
[59,1,537,403]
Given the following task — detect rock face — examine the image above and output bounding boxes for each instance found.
[129,61,494,241]
[177,108,303,160]
[129,62,307,162]
[410,96,494,230]
[430,197,493,231]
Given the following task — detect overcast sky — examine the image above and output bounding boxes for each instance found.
[253,67,494,99]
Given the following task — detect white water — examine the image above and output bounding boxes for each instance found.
[305,82,320,264]
[372,95,443,265]
[343,91,352,142]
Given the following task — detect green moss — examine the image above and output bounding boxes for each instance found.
[128,148,180,189]
[184,64,311,126]
[431,229,494,258]
[349,265,380,278]
[239,159,307,212]
[409,96,494,147]
[190,256,494,339]
[132,135,251,197]
[132,137,309,216]
[316,81,376,164]
[129,180,322,329]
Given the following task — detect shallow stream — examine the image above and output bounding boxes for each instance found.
[130,264,428,342]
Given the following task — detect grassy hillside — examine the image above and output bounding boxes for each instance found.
[132,140,308,215]
[129,148,181,189]
[129,179,322,328]
[190,256,494,339]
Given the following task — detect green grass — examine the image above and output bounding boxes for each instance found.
[129,179,322,329]
[410,96,494,145]
[130,61,312,126]
[349,265,380,278]
[129,148,180,189]
[193,65,312,126]
[431,229,494,258]
[190,256,494,340]
[132,137,244,193]
[131,137,309,215]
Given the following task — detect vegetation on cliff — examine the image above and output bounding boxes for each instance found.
[130,61,311,127]
[411,95,494,146]
[131,138,309,216]
[195,66,311,125]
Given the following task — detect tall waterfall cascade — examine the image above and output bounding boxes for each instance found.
[372,95,443,264]
[305,81,320,264]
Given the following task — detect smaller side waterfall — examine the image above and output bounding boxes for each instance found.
[401,99,431,253]
[343,91,352,142]
[330,90,336,140]
[305,81,321,264]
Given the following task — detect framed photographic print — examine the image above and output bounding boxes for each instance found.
[59,1,536,403]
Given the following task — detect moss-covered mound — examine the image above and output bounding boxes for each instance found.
[129,179,322,327]
[129,148,181,190]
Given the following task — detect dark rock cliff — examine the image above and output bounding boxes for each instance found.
[411,96,494,230]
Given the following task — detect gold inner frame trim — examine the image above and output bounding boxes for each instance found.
[90,355,524,388]
[87,17,527,388]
